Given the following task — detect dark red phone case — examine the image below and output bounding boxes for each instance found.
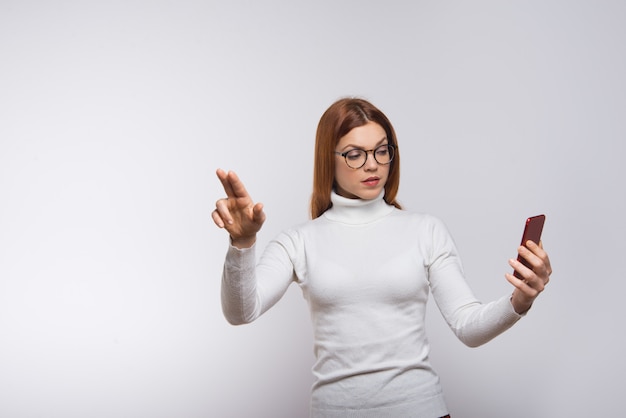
[514,214,546,279]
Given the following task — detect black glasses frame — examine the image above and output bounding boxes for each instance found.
[334,144,396,169]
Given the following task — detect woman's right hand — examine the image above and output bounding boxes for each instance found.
[212,169,266,248]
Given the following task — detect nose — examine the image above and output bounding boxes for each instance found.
[363,150,378,171]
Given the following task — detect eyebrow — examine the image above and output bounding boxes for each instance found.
[339,136,388,151]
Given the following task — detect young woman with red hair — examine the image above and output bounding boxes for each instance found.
[212,98,552,418]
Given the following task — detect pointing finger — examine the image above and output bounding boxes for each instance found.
[226,171,251,199]
[216,168,236,198]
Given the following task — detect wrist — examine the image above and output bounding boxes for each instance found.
[230,235,256,249]
[510,291,533,315]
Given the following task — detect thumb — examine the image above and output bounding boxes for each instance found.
[252,202,266,225]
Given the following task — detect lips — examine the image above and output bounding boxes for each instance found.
[362,177,380,186]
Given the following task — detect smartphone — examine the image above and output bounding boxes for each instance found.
[514,214,546,279]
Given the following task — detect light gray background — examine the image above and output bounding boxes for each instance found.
[1,1,624,417]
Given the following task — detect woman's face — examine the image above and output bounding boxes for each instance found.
[334,121,390,200]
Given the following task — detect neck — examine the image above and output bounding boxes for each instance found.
[323,190,394,224]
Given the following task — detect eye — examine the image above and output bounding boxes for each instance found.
[375,144,390,157]
[345,150,364,160]
[375,145,390,156]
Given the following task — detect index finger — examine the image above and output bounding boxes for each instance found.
[216,168,236,197]
[526,240,553,275]
[526,240,547,259]
[217,169,251,199]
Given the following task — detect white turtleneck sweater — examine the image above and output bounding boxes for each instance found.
[221,191,522,417]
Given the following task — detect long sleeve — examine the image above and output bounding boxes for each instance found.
[221,239,296,325]
[426,217,522,347]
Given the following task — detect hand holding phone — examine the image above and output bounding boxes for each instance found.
[514,215,546,279]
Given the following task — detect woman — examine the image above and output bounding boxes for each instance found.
[212,98,551,417]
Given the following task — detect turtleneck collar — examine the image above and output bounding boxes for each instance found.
[323,190,395,225]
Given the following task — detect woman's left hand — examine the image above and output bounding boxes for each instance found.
[506,241,552,315]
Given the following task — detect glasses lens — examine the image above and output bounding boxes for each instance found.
[373,145,394,165]
[344,149,367,169]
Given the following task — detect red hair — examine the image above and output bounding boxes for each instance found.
[310,98,402,218]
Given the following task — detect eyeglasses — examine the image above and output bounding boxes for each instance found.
[334,144,396,169]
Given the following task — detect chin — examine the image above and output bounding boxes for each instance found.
[335,183,384,200]
[358,188,383,200]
